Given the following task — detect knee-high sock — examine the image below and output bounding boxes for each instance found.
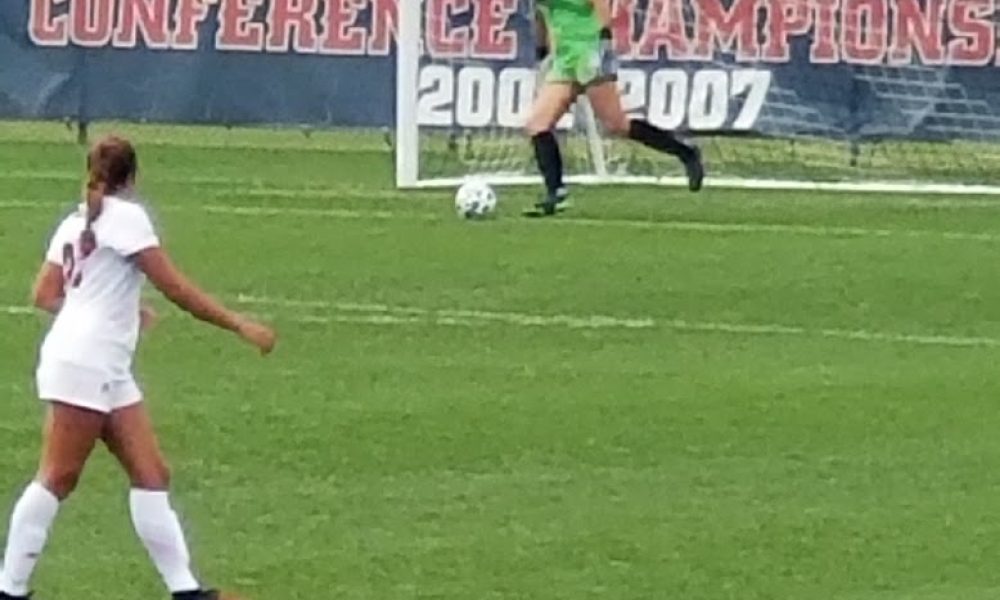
[0,482,60,596]
[129,489,200,593]
[628,119,693,159]
[532,131,564,197]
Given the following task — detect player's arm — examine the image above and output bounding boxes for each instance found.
[590,0,612,29]
[32,262,64,314]
[136,247,276,354]
[35,218,72,314]
[535,6,550,60]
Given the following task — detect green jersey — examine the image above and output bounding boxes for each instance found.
[536,0,614,87]
[537,0,601,47]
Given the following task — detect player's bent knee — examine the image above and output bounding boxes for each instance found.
[525,122,548,138]
[603,117,631,137]
[158,462,171,489]
[39,466,83,500]
[132,461,171,490]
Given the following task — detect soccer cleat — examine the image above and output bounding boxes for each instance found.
[682,145,705,192]
[554,186,571,209]
[523,187,570,218]
[523,197,559,218]
[172,590,222,600]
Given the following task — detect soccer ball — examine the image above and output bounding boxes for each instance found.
[454,179,497,219]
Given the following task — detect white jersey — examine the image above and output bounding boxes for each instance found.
[39,196,160,377]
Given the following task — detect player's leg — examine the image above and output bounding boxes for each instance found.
[585,81,705,192]
[0,402,104,598]
[102,398,216,599]
[525,79,576,216]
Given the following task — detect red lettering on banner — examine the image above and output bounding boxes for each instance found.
[611,0,636,56]
[368,0,397,55]
[842,0,887,64]
[320,0,367,54]
[26,0,1000,66]
[217,0,265,51]
[266,0,319,52]
[114,0,169,49]
[810,0,839,62]
[692,0,760,61]
[636,0,689,60]
[763,0,811,62]
[29,0,69,46]
[472,0,516,58]
[888,0,944,64]
[70,0,114,47]
[945,0,994,65]
[427,0,471,57]
[172,0,209,50]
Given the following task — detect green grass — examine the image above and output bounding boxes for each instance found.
[2,121,1000,599]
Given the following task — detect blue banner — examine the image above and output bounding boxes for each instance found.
[4,0,1000,142]
[0,0,397,126]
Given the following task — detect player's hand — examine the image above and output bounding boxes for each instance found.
[236,317,277,355]
[140,304,158,332]
[536,49,554,81]
[598,27,618,75]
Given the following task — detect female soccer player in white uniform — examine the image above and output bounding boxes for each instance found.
[0,136,276,600]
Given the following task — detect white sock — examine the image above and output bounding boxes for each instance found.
[129,489,200,593]
[0,482,60,596]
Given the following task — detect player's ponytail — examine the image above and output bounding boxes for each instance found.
[80,136,138,257]
[81,165,106,256]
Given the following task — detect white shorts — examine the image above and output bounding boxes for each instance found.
[36,360,142,414]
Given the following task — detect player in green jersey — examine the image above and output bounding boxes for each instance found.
[526,0,704,217]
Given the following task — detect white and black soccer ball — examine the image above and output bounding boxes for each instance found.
[454,179,497,219]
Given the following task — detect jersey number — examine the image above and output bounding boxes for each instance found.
[62,242,85,288]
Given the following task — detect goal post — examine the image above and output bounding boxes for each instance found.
[395,0,421,189]
[397,0,1000,194]
[396,0,613,190]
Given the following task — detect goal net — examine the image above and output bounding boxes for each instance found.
[397,0,1000,193]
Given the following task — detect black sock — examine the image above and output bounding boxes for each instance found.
[531,131,564,197]
[628,120,692,159]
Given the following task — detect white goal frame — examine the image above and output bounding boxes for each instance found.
[395,0,616,190]
[395,0,1000,195]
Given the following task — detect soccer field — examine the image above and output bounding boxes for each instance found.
[2,121,1000,599]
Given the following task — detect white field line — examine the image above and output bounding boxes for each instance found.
[4,199,1000,243]
[0,200,56,209]
[554,215,1000,242]
[0,169,269,188]
[0,303,483,330]
[0,170,252,187]
[212,188,418,201]
[6,162,1000,196]
[192,204,1000,243]
[212,186,1000,209]
[9,199,991,244]
[236,294,655,330]
[234,294,1000,349]
[737,196,1000,210]
[3,295,997,348]
[418,173,1000,196]
[202,204,398,220]
[217,188,1000,209]
[10,169,1000,208]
